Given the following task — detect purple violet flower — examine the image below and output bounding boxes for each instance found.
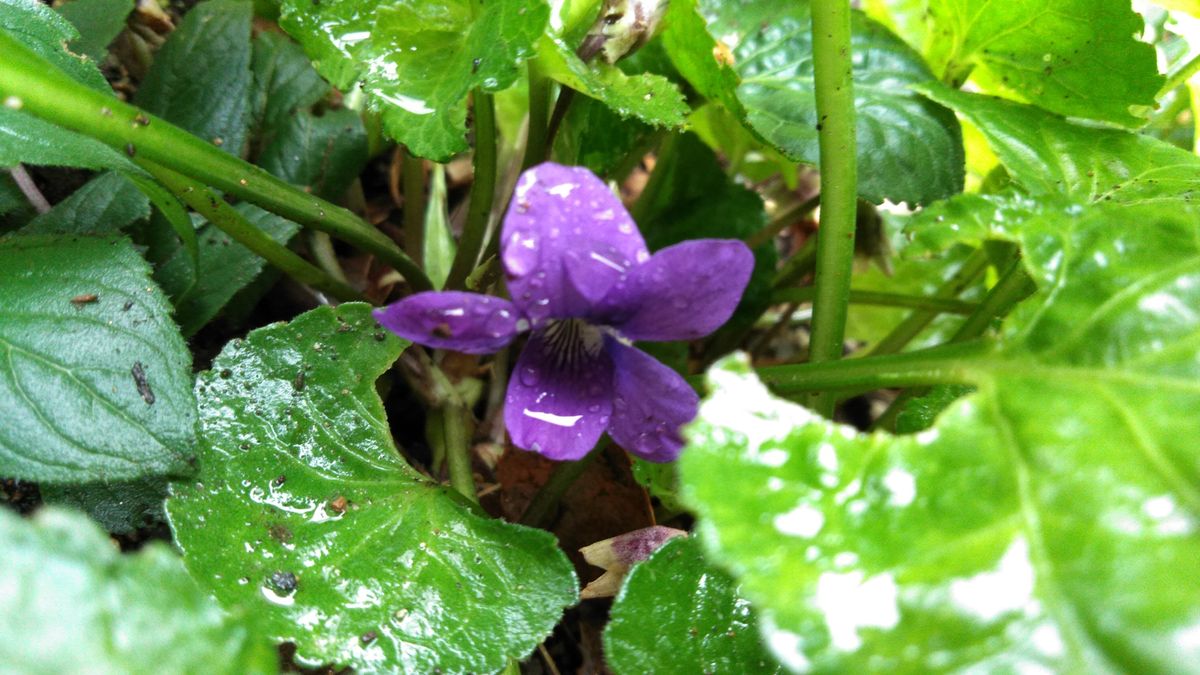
[374,162,753,462]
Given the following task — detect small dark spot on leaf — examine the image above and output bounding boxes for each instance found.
[268,571,298,593]
[329,495,348,514]
[292,370,306,392]
[71,293,98,306]
[273,474,286,487]
[131,362,155,404]
[124,143,136,157]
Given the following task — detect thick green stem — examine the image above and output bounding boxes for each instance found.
[521,61,552,170]
[401,150,426,269]
[0,31,431,291]
[772,287,979,315]
[804,0,858,416]
[142,160,365,303]
[867,248,989,357]
[756,340,990,396]
[446,91,498,290]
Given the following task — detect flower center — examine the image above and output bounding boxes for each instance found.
[541,318,603,371]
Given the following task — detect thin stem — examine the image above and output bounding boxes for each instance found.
[308,231,351,285]
[771,287,979,315]
[747,193,820,249]
[872,258,1036,431]
[630,132,678,223]
[521,61,551,170]
[442,403,478,504]
[773,236,819,288]
[519,446,601,528]
[805,0,858,416]
[9,165,51,213]
[0,31,432,291]
[756,340,990,396]
[446,91,497,290]
[867,248,989,357]
[401,149,426,269]
[1159,50,1200,99]
[142,160,366,302]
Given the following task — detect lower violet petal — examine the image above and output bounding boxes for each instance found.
[505,321,614,461]
[604,337,699,463]
[373,291,524,354]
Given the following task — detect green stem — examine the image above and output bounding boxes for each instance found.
[805,0,859,416]
[756,340,990,396]
[867,248,989,357]
[142,160,366,303]
[1159,50,1200,99]
[872,258,1036,430]
[521,61,552,170]
[401,150,426,269]
[771,287,979,315]
[519,446,601,527]
[773,236,819,288]
[747,193,820,249]
[630,132,678,223]
[446,91,497,290]
[0,31,432,291]
[442,403,478,504]
[308,231,351,285]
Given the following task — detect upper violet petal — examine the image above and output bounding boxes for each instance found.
[373,291,523,354]
[505,321,614,461]
[598,239,755,342]
[604,337,699,463]
[501,162,650,326]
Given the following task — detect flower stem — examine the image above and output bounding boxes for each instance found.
[141,160,366,303]
[773,236,819,288]
[747,193,820,249]
[442,403,478,504]
[867,248,989,357]
[519,446,601,528]
[8,165,51,214]
[756,340,990,396]
[771,287,979,315]
[521,61,552,170]
[804,0,858,417]
[0,31,432,291]
[401,149,426,269]
[446,91,498,290]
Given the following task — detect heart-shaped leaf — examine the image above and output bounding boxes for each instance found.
[167,303,578,673]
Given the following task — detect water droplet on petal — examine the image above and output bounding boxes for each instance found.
[587,404,600,413]
[520,366,540,386]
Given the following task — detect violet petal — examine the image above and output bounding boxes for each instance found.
[501,162,650,326]
[598,239,755,342]
[505,321,614,461]
[373,291,523,354]
[604,336,699,463]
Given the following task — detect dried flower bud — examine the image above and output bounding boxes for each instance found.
[579,525,687,599]
[578,0,669,64]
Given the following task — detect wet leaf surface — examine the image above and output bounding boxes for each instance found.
[0,235,195,483]
[681,202,1200,671]
[0,507,277,673]
[167,304,579,673]
[605,537,782,675]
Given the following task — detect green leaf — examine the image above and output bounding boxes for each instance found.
[681,202,1200,671]
[135,0,254,155]
[0,107,136,171]
[21,171,150,235]
[0,507,277,673]
[924,0,1162,126]
[893,384,973,434]
[0,235,195,483]
[702,1,964,205]
[537,34,689,131]
[249,31,367,199]
[553,95,656,179]
[0,0,109,91]
[40,476,169,534]
[56,0,135,64]
[166,304,579,673]
[917,85,1200,206]
[157,204,300,336]
[604,537,782,675]
[903,190,1046,259]
[660,0,742,114]
[279,0,549,161]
